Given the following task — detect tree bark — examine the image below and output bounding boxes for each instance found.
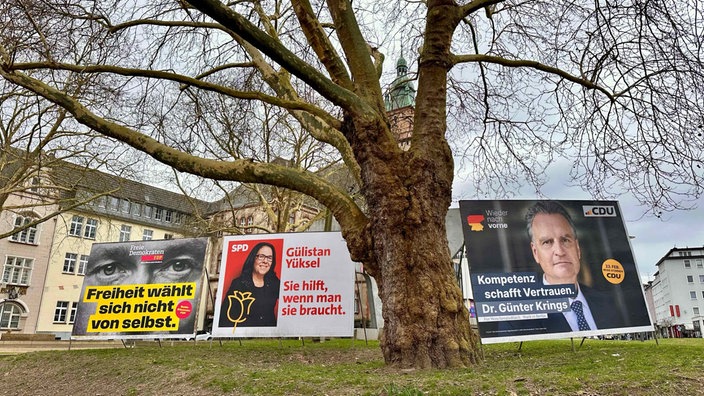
[342,112,480,368]
[359,0,478,368]
[374,213,481,368]
[359,142,482,367]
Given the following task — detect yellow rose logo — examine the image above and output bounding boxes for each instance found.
[226,291,256,332]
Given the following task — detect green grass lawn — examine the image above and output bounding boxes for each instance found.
[1,337,701,395]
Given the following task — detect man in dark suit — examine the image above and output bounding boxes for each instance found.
[497,201,625,335]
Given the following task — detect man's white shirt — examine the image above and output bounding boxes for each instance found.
[543,276,598,331]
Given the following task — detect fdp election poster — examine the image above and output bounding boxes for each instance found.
[212,232,355,338]
[71,238,208,340]
[459,200,653,344]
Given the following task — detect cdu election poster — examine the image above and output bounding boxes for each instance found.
[212,232,355,338]
[71,237,208,340]
[459,200,653,344]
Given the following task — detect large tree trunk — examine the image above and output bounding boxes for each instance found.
[366,140,481,368]
[342,111,481,367]
[337,3,480,367]
[374,213,481,368]
[367,2,479,368]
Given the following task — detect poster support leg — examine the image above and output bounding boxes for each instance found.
[202,267,217,345]
[354,271,369,346]
[570,338,575,353]
[203,266,225,348]
[579,337,586,348]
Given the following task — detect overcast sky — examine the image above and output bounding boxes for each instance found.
[450,165,704,284]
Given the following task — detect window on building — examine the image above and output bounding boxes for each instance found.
[143,229,153,240]
[289,214,296,224]
[246,215,254,234]
[239,217,246,227]
[697,259,703,268]
[131,203,141,217]
[78,255,89,276]
[3,256,33,286]
[63,253,77,274]
[119,225,132,242]
[688,275,694,283]
[69,215,84,236]
[84,218,98,239]
[155,207,164,221]
[69,302,78,324]
[10,215,39,244]
[0,302,23,329]
[143,205,152,218]
[53,301,69,323]
[165,210,173,223]
[96,196,107,208]
[685,260,692,268]
[120,199,130,213]
[691,291,697,300]
[30,176,41,192]
[108,196,120,212]
[108,196,119,211]
[694,307,701,315]
[164,233,173,240]
[174,213,183,224]
[700,275,704,283]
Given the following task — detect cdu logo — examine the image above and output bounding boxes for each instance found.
[583,205,617,217]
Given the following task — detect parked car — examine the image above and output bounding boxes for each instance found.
[184,332,212,341]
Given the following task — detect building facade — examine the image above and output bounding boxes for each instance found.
[648,246,704,338]
[0,189,57,335]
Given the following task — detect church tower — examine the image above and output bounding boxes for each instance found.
[384,53,416,151]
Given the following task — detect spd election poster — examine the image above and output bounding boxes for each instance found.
[212,232,355,338]
[71,237,208,340]
[459,200,653,344]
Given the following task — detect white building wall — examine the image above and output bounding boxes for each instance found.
[0,193,57,335]
[651,248,704,336]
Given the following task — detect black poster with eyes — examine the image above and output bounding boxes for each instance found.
[459,200,653,344]
[71,237,208,340]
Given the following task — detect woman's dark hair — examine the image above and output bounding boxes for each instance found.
[240,242,279,281]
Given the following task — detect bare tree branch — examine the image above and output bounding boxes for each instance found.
[451,53,615,100]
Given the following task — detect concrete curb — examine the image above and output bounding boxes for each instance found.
[0,340,124,354]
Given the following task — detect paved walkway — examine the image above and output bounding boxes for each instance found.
[0,340,124,354]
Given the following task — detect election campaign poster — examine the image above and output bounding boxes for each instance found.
[212,232,355,338]
[71,238,208,340]
[459,200,653,344]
